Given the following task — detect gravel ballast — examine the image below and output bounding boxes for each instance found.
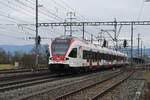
[0,69,146,100]
[0,70,118,100]
[100,70,145,100]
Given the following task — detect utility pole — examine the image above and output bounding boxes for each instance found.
[114,18,118,51]
[144,46,146,64]
[82,23,85,40]
[141,41,143,57]
[131,23,134,67]
[64,19,67,36]
[91,34,93,44]
[137,34,141,57]
[67,12,76,36]
[35,0,39,70]
[144,46,146,57]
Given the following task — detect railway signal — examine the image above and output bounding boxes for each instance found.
[35,0,39,71]
[37,35,41,45]
[103,39,107,47]
[123,39,127,48]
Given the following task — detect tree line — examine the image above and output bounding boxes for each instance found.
[0,45,49,69]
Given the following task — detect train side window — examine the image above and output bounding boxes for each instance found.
[104,54,107,60]
[113,55,115,60]
[114,55,116,60]
[97,52,99,61]
[106,54,108,60]
[99,53,103,60]
[95,52,97,62]
[110,55,112,61]
[118,56,120,61]
[116,56,118,61]
[83,50,88,59]
[69,48,77,58]
[107,54,110,60]
[92,52,94,62]
[92,52,96,62]
[107,54,109,60]
[87,51,90,62]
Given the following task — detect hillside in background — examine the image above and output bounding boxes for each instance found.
[118,48,150,58]
[0,45,34,54]
[0,45,150,57]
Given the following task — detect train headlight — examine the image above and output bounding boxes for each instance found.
[64,58,69,60]
[50,57,53,60]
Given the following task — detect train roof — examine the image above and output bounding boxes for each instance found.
[55,35,78,40]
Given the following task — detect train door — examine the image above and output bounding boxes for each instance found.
[76,46,83,66]
[68,48,77,66]
[100,53,104,67]
[89,50,92,69]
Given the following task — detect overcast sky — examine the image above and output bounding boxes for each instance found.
[0,0,150,48]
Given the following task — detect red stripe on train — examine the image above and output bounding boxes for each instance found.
[53,56,65,61]
[97,60,100,68]
[89,50,92,69]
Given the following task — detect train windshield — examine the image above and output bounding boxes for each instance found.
[52,39,71,56]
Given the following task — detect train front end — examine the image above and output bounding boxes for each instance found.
[48,37,76,72]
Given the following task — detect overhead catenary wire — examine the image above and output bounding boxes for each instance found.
[0,13,36,37]
[49,0,99,37]
[24,0,64,22]
[0,11,36,32]
[0,1,35,21]
[43,0,97,39]
[0,28,32,41]
[40,0,87,21]
[47,0,100,40]
[137,0,145,20]
[30,0,65,21]
[6,0,59,22]
[59,0,89,21]
[0,25,34,36]
[0,0,62,23]
[6,0,54,23]
[0,0,98,45]
[0,0,64,44]
[37,0,93,37]
[0,10,34,26]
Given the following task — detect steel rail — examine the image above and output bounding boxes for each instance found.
[14,70,122,100]
[54,71,124,100]
[0,71,50,82]
[0,68,47,74]
[0,74,59,92]
[0,74,56,87]
[91,71,134,100]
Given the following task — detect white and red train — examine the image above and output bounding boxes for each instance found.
[48,36,128,72]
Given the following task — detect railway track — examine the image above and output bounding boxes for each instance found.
[12,69,123,100]
[0,74,59,92]
[54,71,134,100]
[91,71,135,100]
[0,68,47,74]
[0,70,50,82]
[0,71,97,93]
